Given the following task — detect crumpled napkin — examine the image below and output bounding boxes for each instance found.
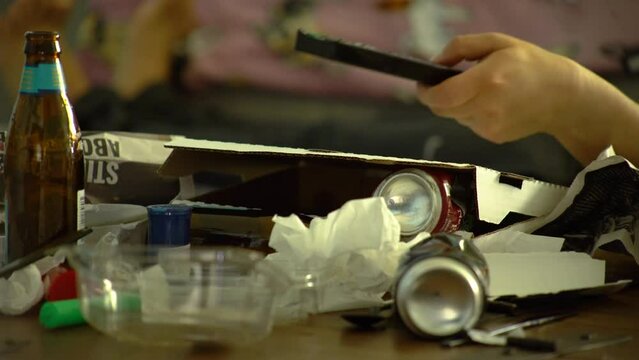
[0,252,65,315]
[266,197,409,317]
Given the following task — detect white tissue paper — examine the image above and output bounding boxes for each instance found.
[266,197,407,319]
[0,252,65,315]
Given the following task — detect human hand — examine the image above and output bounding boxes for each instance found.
[416,32,639,165]
[417,32,589,142]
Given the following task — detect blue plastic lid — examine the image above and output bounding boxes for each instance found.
[147,204,192,216]
[147,204,192,246]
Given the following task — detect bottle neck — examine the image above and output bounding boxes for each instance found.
[19,56,67,95]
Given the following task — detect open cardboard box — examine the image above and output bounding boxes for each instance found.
[159,138,568,238]
[159,139,637,299]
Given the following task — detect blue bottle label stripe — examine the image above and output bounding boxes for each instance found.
[36,63,65,92]
[19,63,65,94]
[19,66,37,94]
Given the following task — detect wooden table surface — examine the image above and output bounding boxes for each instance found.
[2,285,639,360]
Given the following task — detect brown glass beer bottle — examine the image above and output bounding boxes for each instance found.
[3,31,85,265]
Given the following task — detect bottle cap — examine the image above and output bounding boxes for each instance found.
[147,204,192,246]
[39,299,86,329]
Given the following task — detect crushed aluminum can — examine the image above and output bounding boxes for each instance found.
[393,233,489,338]
[373,168,463,237]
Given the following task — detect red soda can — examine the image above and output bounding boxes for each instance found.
[373,168,463,237]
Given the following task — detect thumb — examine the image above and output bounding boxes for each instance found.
[432,32,519,66]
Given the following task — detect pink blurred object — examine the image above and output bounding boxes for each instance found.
[84,0,638,98]
[447,0,639,72]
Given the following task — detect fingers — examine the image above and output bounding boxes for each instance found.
[423,93,516,144]
[417,33,519,109]
[417,32,576,146]
[422,85,482,126]
[417,33,525,116]
[421,79,538,145]
[416,63,486,109]
[432,32,519,66]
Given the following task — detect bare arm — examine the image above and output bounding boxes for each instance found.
[416,32,639,166]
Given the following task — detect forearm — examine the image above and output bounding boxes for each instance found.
[549,65,639,166]
[609,96,639,166]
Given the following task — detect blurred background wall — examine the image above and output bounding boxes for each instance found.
[1,0,638,186]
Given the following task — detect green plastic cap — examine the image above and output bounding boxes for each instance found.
[39,299,86,329]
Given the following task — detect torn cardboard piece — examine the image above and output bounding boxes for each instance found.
[471,156,638,298]
[476,156,639,262]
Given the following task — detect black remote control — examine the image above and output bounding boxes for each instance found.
[295,29,461,85]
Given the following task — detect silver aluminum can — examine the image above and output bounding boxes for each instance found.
[373,168,462,237]
[394,233,488,338]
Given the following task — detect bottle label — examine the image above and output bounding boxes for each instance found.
[19,63,66,94]
[77,189,86,231]
[19,66,37,94]
[0,131,6,266]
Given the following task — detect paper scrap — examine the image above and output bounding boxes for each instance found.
[485,252,605,298]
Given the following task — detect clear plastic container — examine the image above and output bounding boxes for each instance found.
[65,244,285,346]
